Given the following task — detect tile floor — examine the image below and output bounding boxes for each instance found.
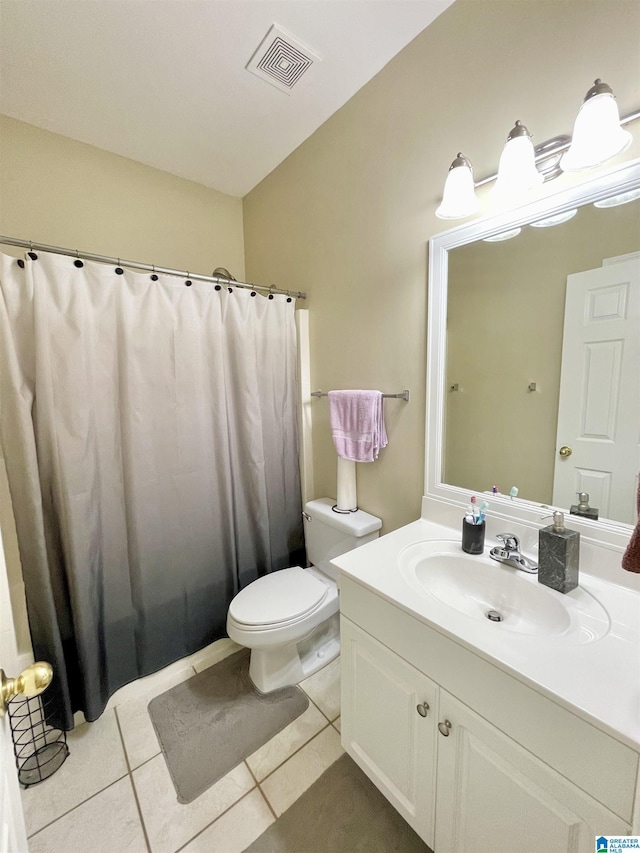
[21,640,344,853]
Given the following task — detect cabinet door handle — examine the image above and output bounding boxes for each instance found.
[416,702,430,717]
[438,719,452,736]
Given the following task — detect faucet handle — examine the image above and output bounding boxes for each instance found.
[496,533,520,552]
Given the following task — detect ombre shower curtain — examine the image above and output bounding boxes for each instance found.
[0,251,304,728]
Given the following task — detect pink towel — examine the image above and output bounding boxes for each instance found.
[622,475,640,573]
[328,390,388,463]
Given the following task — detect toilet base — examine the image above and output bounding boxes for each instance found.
[249,613,340,693]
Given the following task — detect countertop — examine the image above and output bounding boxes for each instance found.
[332,517,640,752]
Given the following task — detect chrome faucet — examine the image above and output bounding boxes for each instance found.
[489,533,538,574]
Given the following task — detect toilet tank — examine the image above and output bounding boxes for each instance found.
[303,498,382,581]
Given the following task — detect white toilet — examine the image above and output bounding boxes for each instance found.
[226,498,381,693]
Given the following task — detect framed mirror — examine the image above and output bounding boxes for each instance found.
[426,158,640,549]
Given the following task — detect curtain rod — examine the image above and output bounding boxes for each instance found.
[0,235,307,300]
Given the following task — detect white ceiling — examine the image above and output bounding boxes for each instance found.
[0,0,454,197]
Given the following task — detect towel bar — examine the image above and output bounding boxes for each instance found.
[311,390,409,402]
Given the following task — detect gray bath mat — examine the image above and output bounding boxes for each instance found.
[245,754,431,853]
[148,648,308,803]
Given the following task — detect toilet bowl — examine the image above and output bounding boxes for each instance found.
[226,498,381,693]
[227,565,340,692]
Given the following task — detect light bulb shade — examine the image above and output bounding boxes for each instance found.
[529,208,578,228]
[561,87,632,172]
[483,227,522,242]
[435,154,479,219]
[493,125,543,201]
[593,187,640,208]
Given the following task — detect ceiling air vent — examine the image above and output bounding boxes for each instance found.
[247,24,321,94]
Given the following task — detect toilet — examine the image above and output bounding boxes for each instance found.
[226,497,381,693]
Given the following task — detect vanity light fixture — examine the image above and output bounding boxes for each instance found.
[529,208,578,227]
[435,78,637,221]
[493,121,544,202]
[483,227,521,242]
[593,187,640,208]
[485,208,578,241]
[561,79,632,172]
[435,153,479,219]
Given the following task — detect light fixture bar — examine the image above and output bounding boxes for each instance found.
[474,107,640,188]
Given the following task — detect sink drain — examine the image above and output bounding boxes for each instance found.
[485,609,503,622]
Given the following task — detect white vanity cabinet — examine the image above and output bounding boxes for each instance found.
[434,690,627,853]
[340,617,438,844]
[340,576,636,853]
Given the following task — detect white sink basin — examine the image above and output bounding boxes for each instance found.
[398,540,609,644]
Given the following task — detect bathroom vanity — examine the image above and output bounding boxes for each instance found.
[332,159,640,852]
[333,510,640,853]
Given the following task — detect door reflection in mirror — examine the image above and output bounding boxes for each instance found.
[444,198,639,525]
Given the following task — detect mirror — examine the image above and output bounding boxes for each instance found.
[427,159,640,541]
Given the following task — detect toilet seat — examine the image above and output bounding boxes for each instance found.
[228,567,329,629]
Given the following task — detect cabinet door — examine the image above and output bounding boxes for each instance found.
[340,616,438,846]
[435,691,629,853]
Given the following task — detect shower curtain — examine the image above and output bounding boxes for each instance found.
[0,251,304,728]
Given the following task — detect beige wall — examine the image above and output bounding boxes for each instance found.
[243,0,640,533]
[1,2,640,541]
[0,114,247,658]
[445,202,640,505]
[0,114,245,277]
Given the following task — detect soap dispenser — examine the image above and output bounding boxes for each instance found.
[538,511,579,593]
[570,492,599,520]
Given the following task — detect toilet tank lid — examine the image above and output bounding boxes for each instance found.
[305,498,382,537]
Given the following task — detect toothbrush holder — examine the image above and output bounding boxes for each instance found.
[462,518,485,555]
